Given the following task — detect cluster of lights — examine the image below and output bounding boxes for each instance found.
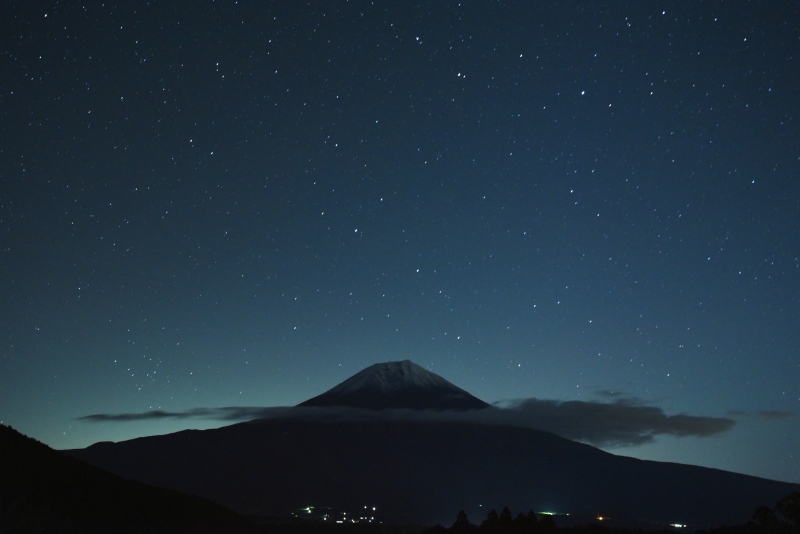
[594,514,686,529]
[296,505,378,524]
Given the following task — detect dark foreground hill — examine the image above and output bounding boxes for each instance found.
[65,415,800,530]
[0,423,255,534]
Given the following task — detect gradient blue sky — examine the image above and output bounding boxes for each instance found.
[2,1,799,483]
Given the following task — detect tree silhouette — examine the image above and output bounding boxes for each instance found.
[498,507,513,531]
[513,511,538,534]
[525,511,538,526]
[538,514,557,533]
[475,507,546,534]
[753,505,780,530]
[776,492,800,530]
[481,509,500,534]
[451,510,473,533]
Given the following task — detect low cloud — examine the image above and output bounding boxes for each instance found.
[79,396,736,448]
[484,398,735,447]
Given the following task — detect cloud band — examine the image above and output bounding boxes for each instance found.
[78,396,739,448]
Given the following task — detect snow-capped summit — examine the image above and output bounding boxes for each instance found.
[298,360,490,411]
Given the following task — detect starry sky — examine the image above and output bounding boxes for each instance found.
[2,1,799,484]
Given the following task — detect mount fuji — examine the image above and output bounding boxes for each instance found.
[65,360,800,528]
[298,359,489,411]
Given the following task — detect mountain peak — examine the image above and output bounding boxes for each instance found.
[298,360,489,411]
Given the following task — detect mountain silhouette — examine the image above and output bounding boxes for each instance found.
[298,359,490,411]
[0,424,254,533]
[65,360,800,529]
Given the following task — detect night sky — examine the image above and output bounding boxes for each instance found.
[2,2,799,484]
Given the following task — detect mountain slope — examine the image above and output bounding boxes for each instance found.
[298,360,489,411]
[0,424,254,534]
[65,415,800,529]
[62,361,800,529]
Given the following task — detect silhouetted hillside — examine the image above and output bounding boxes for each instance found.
[0,424,255,533]
[59,361,800,530]
[65,416,800,529]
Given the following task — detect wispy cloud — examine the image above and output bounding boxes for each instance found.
[78,407,278,422]
[78,396,737,448]
[726,409,795,420]
[757,410,794,420]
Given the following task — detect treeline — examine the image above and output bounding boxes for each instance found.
[423,492,800,534]
[422,507,559,534]
[698,491,800,534]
